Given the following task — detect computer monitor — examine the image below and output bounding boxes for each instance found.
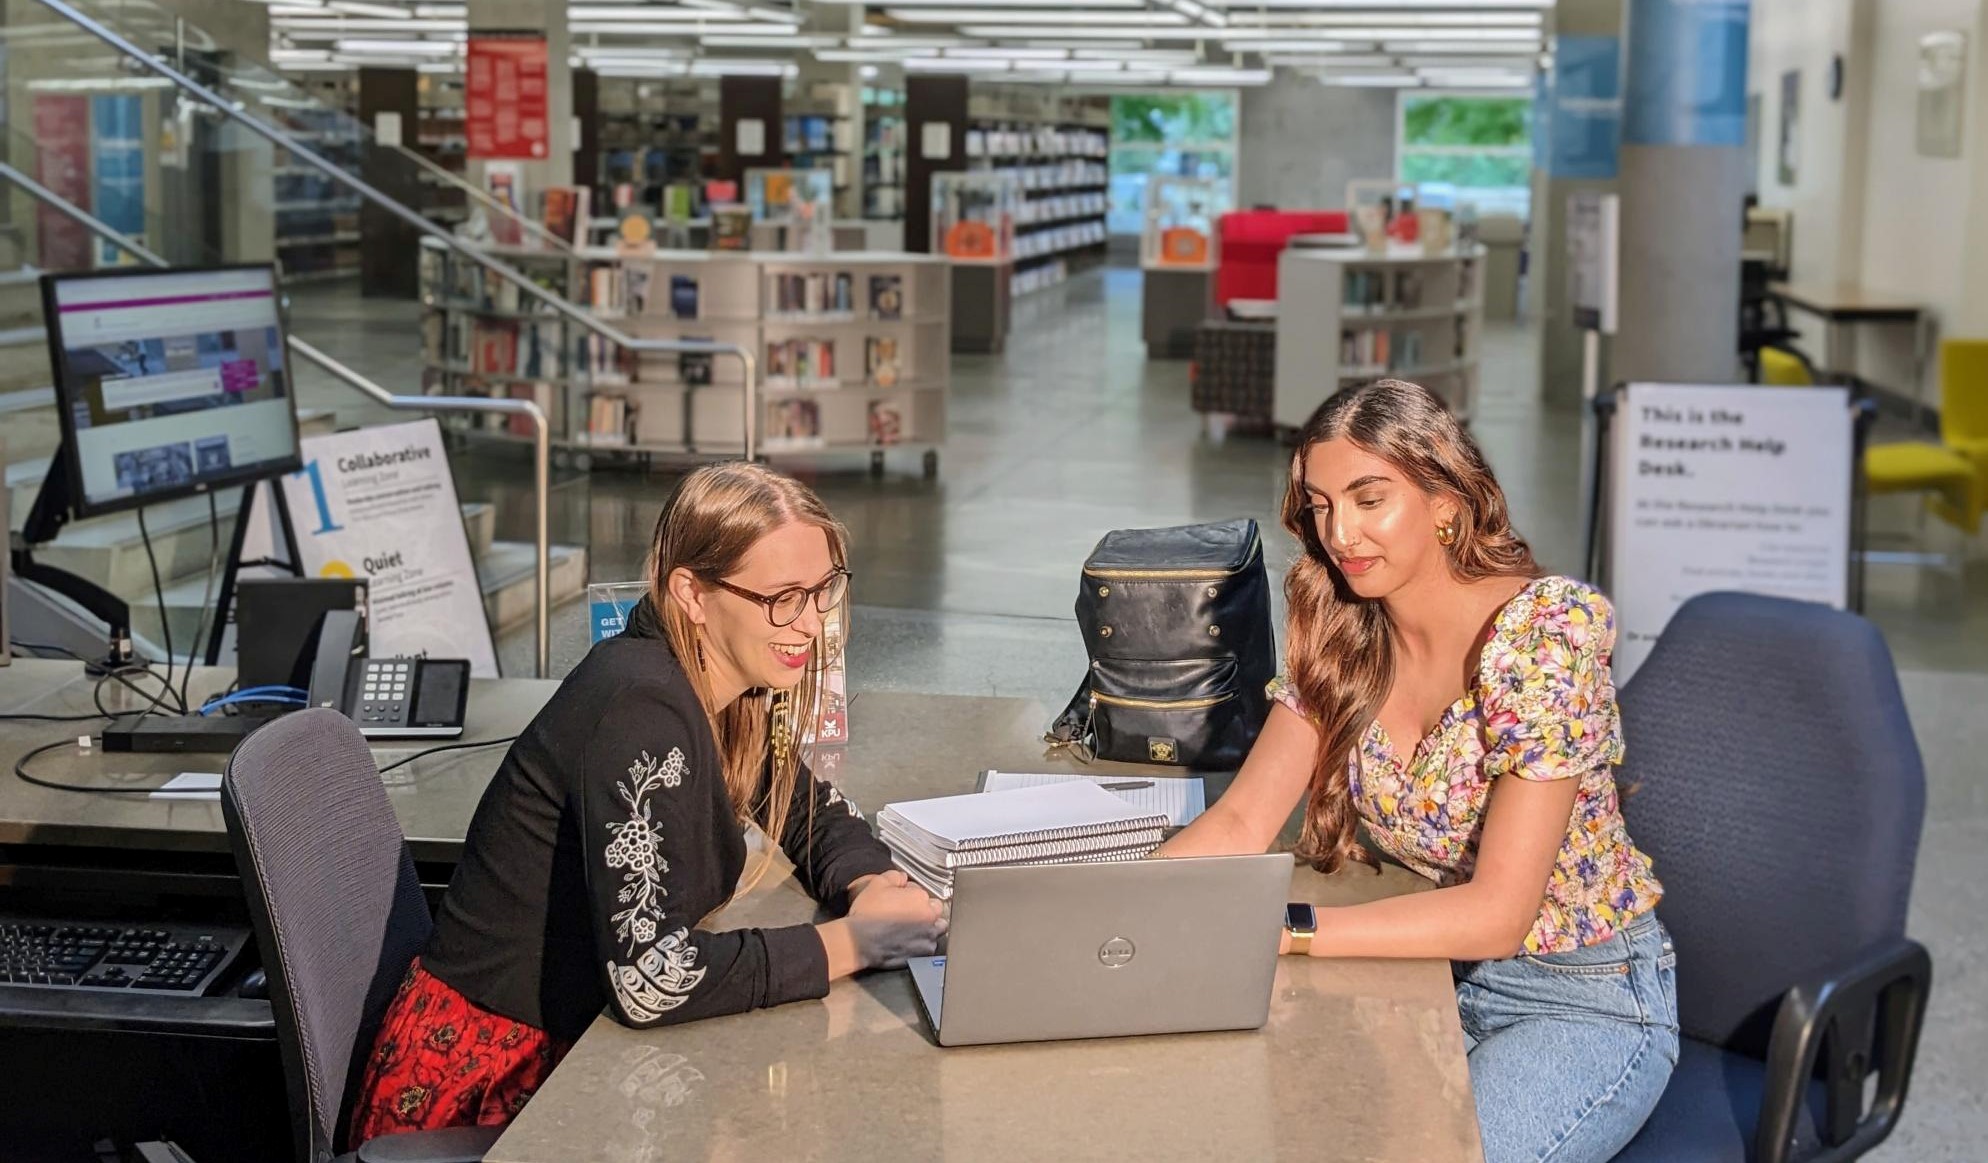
[40,264,302,520]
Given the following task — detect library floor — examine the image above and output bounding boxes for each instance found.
[293,266,1986,1159]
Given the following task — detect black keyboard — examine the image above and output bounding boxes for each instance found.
[0,917,250,995]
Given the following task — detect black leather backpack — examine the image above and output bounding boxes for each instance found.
[1046,518,1277,770]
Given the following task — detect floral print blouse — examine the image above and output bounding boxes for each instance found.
[1270,575,1662,955]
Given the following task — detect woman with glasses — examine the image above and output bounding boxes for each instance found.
[350,462,944,1145]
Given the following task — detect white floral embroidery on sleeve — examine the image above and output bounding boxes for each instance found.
[822,781,863,819]
[604,748,681,952]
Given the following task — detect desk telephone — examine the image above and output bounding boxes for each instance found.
[306,609,469,739]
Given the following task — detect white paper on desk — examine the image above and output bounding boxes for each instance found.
[150,772,222,802]
[979,771,1206,828]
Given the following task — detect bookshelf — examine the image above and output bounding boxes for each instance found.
[418,239,950,475]
[862,86,907,222]
[274,72,362,283]
[598,77,718,212]
[965,102,1110,298]
[1272,244,1486,429]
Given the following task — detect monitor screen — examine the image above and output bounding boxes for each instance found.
[43,265,301,517]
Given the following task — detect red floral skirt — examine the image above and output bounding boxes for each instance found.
[348,958,573,1148]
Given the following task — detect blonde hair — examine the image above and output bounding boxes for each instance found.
[1282,380,1540,873]
[646,462,850,878]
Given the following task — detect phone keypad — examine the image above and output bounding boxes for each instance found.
[358,660,414,725]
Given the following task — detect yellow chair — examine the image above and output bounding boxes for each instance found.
[1758,347,1814,386]
[1863,338,1988,533]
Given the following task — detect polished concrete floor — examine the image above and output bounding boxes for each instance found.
[293,266,1984,1159]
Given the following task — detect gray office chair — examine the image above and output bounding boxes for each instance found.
[1612,593,1932,1163]
[221,708,500,1163]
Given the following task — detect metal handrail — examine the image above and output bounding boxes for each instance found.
[28,0,758,461]
[0,159,555,679]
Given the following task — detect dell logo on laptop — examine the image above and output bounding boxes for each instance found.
[1098,937,1136,968]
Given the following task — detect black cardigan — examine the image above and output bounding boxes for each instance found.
[421,598,895,1042]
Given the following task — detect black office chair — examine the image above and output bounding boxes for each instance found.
[221,708,498,1163]
[1613,594,1932,1163]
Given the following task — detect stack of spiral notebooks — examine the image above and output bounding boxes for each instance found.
[876,783,1169,899]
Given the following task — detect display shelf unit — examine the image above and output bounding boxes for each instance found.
[598,77,719,212]
[862,87,906,221]
[273,71,362,283]
[415,73,470,229]
[1272,244,1486,429]
[418,239,950,474]
[963,113,1109,296]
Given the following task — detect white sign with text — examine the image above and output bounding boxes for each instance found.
[244,419,498,676]
[1607,383,1852,681]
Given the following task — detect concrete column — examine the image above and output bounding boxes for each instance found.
[1612,0,1751,385]
[1534,0,1624,409]
[466,0,573,195]
[1238,73,1394,211]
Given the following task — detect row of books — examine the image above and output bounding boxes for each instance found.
[579,394,637,447]
[1344,269,1435,312]
[1015,221,1106,261]
[763,397,913,451]
[1017,193,1107,227]
[422,249,568,315]
[877,783,1165,900]
[966,127,1108,160]
[1339,328,1433,372]
[763,336,907,388]
[422,314,574,381]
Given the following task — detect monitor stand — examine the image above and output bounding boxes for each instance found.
[11,454,133,674]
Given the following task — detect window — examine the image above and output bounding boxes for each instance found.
[1396,94,1533,218]
[1107,93,1238,235]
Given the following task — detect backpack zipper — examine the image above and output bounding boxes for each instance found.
[1091,691,1235,711]
[1082,533,1261,581]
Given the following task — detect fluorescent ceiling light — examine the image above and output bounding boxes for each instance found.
[887,9,1186,24]
[271,47,333,60]
[1324,73,1419,86]
[700,32,839,45]
[267,2,326,12]
[1068,68,1165,84]
[999,69,1070,83]
[336,37,459,53]
[570,5,751,18]
[1264,53,1392,67]
[1209,0,1548,5]
[1383,39,1541,52]
[1166,0,1226,27]
[1171,66,1268,83]
[413,4,464,15]
[903,56,1011,70]
[1072,47,1197,61]
[1400,55,1539,68]
[275,17,465,32]
[685,58,795,75]
[416,61,459,72]
[327,1,411,18]
[1220,11,1539,26]
[1222,38,1351,51]
[277,60,355,70]
[577,44,688,56]
[943,46,1070,58]
[860,64,879,76]
[572,20,792,31]
[814,49,916,60]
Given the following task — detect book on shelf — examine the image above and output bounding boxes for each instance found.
[864,336,901,387]
[625,265,653,316]
[584,393,635,447]
[669,274,699,320]
[869,274,903,320]
[867,397,904,446]
[471,320,519,375]
[517,319,568,380]
[771,271,856,316]
[586,263,626,316]
[764,398,824,450]
[541,186,589,246]
[504,382,561,438]
[766,337,837,386]
[583,334,634,383]
[1338,328,1425,372]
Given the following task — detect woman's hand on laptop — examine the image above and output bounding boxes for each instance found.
[818,872,947,979]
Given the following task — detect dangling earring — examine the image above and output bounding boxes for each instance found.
[768,690,795,767]
[1436,520,1459,547]
[693,629,708,672]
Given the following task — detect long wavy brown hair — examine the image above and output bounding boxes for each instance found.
[646,462,849,857]
[1284,380,1540,873]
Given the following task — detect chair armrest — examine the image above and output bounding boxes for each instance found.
[354,1124,505,1163]
[1753,936,1932,1163]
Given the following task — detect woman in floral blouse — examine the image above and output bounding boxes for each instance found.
[1160,380,1675,1163]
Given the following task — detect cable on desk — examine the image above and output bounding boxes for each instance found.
[136,505,175,709]
[12,736,168,796]
[378,735,519,775]
[93,665,186,719]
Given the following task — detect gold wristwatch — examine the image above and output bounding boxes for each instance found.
[1284,902,1317,956]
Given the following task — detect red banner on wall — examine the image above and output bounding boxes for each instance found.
[34,95,92,270]
[466,35,549,160]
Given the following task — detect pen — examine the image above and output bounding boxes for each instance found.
[1102,780,1154,791]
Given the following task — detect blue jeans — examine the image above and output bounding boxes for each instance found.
[1453,912,1679,1163]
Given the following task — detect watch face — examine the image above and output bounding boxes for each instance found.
[1285,902,1317,933]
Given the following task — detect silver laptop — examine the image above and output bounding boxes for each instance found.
[907,853,1292,1047]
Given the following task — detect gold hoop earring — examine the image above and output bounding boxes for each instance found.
[769,690,795,766]
[1436,521,1459,547]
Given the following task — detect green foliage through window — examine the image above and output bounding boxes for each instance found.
[1111,94,1236,144]
[1400,153,1531,189]
[1401,97,1531,148]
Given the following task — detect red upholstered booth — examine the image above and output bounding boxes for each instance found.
[1214,210,1350,308]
